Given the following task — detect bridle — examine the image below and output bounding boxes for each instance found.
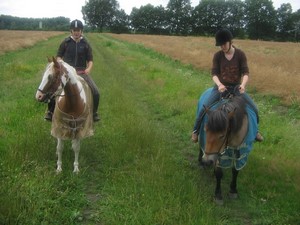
[204,87,239,156]
[38,62,81,102]
[204,116,231,157]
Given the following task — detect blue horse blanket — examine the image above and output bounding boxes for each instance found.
[197,88,257,170]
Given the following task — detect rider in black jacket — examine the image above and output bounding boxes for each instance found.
[45,19,100,122]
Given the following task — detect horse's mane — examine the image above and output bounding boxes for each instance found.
[207,96,246,133]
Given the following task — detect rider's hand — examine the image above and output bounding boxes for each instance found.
[218,84,226,93]
[239,85,245,94]
[84,69,90,75]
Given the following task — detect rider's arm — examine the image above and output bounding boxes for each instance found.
[239,74,249,94]
[84,60,93,75]
[212,75,226,92]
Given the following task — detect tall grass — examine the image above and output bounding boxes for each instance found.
[0,33,299,224]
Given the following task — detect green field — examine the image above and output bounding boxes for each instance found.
[0,33,299,225]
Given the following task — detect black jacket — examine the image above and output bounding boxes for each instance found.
[57,36,93,71]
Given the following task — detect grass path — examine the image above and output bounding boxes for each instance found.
[79,34,215,224]
[77,34,228,224]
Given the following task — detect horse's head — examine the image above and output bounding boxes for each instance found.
[35,57,68,103]
[202,105,235,166]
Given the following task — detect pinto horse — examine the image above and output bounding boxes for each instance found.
[35,57,94,173]
[197,88,257,205]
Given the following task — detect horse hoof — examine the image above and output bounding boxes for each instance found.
[56,167,62,173]
[214,197,224,206]
[228,192,238,199]
[73,168,80,173]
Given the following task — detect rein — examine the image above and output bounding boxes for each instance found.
[204,124,231,156]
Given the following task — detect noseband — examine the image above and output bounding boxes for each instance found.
[204,123,230,156]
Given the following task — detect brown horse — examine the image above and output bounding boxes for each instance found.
[35,57,94,173]
[198,94,254,205]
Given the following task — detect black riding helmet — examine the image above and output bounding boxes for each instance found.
[215,28,233,46]
[70,19,83,30]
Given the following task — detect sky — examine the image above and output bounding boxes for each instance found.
[1,0,300,23]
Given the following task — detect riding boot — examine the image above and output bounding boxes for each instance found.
[93,93,100,122]
[191,131,198,143]
[45,98,55,121]
[255,132,264,142]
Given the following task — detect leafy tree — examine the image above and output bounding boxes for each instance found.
[244,0,276,40]
[276,3,294,41]
[130,4,168,34]
[82,0,119,32]
[130,6,151,33]
[225,0,246,38]
[192,0,227,35]
[291,9,300,41]
[166,0,193,35]
[0,15,69,30]
[148,5,169,34]
[110,9,130,33]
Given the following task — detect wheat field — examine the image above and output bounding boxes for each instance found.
[0,30,65,55]
[109,33,300,105]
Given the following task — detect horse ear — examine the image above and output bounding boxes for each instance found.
[52,56,60,69]
[47,56,52,63]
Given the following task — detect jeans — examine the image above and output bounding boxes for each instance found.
[193,85,259,133]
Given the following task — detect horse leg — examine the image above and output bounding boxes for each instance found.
[229,168,239,199]
[214,167,224,205]
[72,139,80,173]
[56,138,63,173]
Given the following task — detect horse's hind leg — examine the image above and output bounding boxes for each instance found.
[56,138,63,173]
[72,139,80,173]
[229,168,239,199]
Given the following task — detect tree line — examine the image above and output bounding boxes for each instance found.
[1,0,300,42]
[0,16,70,31]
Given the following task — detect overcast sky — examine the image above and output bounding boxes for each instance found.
[1,0,299,23]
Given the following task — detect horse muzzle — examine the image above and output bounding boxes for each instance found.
[202,153,218,167]
[35,89,50,103]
